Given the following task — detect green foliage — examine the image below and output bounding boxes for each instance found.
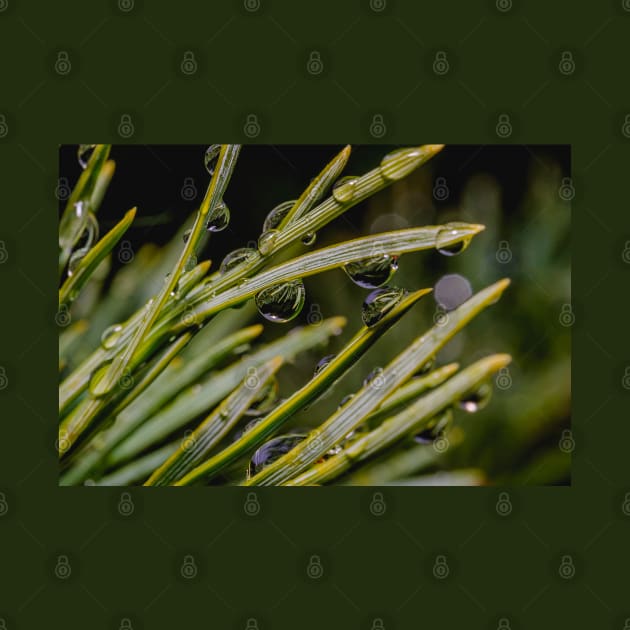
[58,143,521,486]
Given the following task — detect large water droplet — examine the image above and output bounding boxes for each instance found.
[89,361,112,397]
[219,247,257,274]
[458,382,492,413]
[263,200,296,232]
[314,354,335,376]
[344,254,399,289]
[332,176,359,203]
[435,222,472,256]
[247,433,306,478]
[206,200,230,232]
[204,144,221,175]
[100,324,123,350]
[380,147,425,181]
[255,280,306,323]
[258,229,279,255]
[301,232,316,246]
[361,286,406,327]
[77,144,96,169]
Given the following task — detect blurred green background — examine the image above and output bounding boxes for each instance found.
[59,144,571,485]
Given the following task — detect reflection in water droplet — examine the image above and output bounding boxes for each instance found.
[204,144,221,175]
[332,176,359,203]
[435,222,472,256]
[67,212,99,276]
[361,286,407,327]
[301,232,316,246]
[413,410,452,444]
[77,144,96,169]
[363,366,384,388]
[415,356,436,376]
[344,254,398,289]
[258,229,279,255]
[263,200,296,232]
[247,433,306,478]
[458,382,492,413]
[314,354,335,376]
[255,279,306,323]
[89,361,113,397]
[100,324,123,350]
[380,147,424,180]
[206,200,230,232]
[219,247,257,274]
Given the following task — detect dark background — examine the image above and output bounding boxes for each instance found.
[2,1,629,629]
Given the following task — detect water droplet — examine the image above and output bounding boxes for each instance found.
[332,175,358,203]
[184,254,197,272]
[258,229,279,255]
[413,410,453,444]
[219,247,257,274]
[263,200,296,232]
[435,222,472,256]
[206,200,230,232]
[183,229,192,243]
[89,361,112,396]
[363,366,384,388]
[314,354,335,376]
[361,286,407,327]
[233,418,263,443]
[458,382,492,413]
[415,356,436,376]
[338,394,355,408]
[204,144,221,175]
[247,434,306,478]
[67,212,99,276]
[77,144,96,169]
[380,147,425,181]
[245,377,279,416]
[344,254,399,289]
[301,232,316,246]
[255,280,306,323]
[100,324,123,350]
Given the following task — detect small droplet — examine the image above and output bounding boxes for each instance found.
[67,212,99,277]
[415,356,436,376]
[258,229,279,255]
[247,434,306,478]
[458,382,492,413]
[263,200,296,232]
[184,254,197,272]
[183,229,192,243]
[301,232,316,246]
[380,147,425,181]
[435,223,472,257]
[314,354,335,376]
[338,394,355,408]
[233,418,263,443]
[332,175,358,203]
[255,279,306,323]
[206,200,230,232]
[413,410,452,444]
[245,377,279,416]
[219,247,257,274]
[363,366,384,388]
[204,144,221,175]
[361,286,407,327]
[100,324,123,350]
[344,254,398,289]
[77,144,96,169]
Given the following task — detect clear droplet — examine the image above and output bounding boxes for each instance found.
[415,356,436,376]
[332,175,358,202]
[363,366,384,388]
[255,279,306,323]
[458,382,492,413]
[258,229,279,255]
[204,144,221,175]
[206,200,230,232]
[380,147,425,181]
[100,324,123,350]
[67,212,99,276]
[247,433,306,478]
[314,354,335,376]
[262,200,296,232]
[77,144,96,169]
[183,229,192,243]
[338,394,355,408]
[89,361,112,397]
[344,254,399,289]
[413,410,452,444]
[233,418,263,443]
[219,247,257,274]
[301,232,316,246]
[435,222,472,256]
[361,286,407,327]
[184,254,197,272]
